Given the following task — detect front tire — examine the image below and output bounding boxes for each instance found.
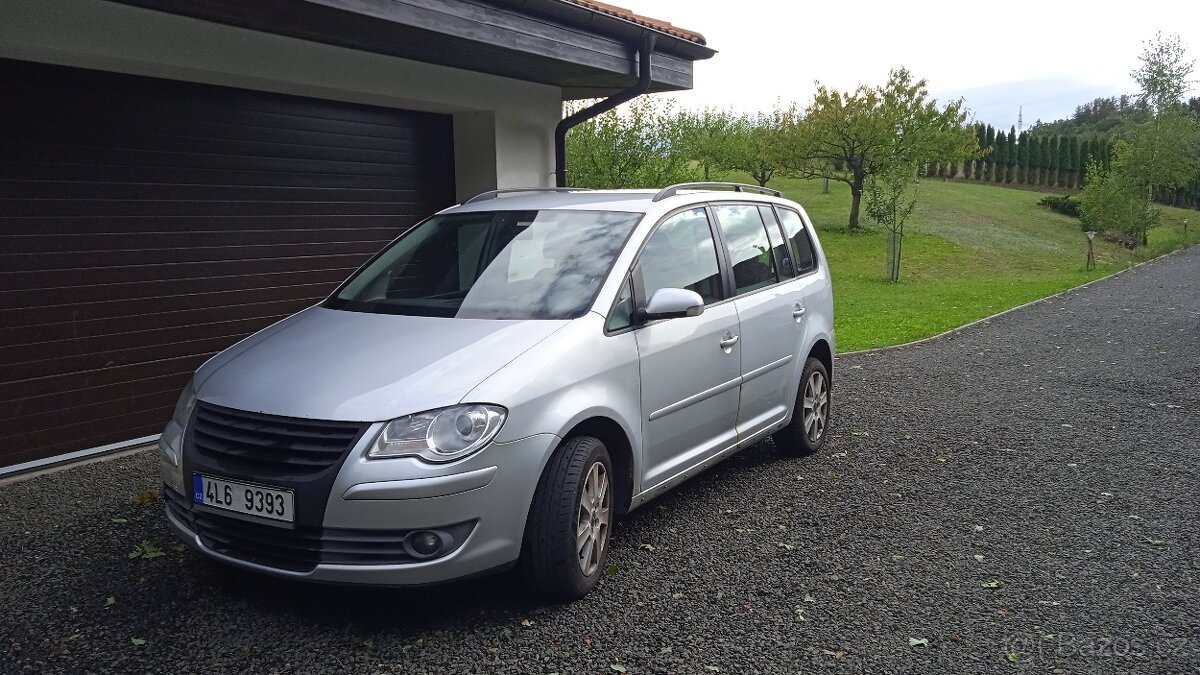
[520,435,613,600]
[773,356,831,456]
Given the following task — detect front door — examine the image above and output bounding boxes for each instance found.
[633,207,741,492]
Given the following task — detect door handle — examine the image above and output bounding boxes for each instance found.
[719,334,740,349]
[792,306,807,320]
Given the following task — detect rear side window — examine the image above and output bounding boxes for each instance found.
[758,205,794,278]
[776,208,817,274]
[712,204,778,295]
[637,207,724,305]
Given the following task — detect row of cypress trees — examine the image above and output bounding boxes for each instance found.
[929,124,1112,190]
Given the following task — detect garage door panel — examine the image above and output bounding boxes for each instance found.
[1,286,330,329]
[0,240,389,272]
[1,405,177,466]
[1,198,429,218]
[0,300,311,356]
[1,225,400,251]
[1,269,355,312]
[0,59,455,467]
[0,180,420,204]
[3,162,430,189]
[0,314,285,367]
[1,253,370,290]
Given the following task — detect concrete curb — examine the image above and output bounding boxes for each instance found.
[836,244,1193,358]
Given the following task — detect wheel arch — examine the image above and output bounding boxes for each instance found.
[560,416,635,517]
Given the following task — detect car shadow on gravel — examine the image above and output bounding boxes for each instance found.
[188,439,790,626]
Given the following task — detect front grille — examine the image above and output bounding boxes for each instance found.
[166,488,472,572]
[189,402,368,477]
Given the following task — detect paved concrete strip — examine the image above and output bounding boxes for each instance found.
[2,246,1197,674]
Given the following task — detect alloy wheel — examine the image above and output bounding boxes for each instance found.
[575,461,611,576]
[802,371,829,444]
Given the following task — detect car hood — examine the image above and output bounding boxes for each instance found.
[194,306,567,421]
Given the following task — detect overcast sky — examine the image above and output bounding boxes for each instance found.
[626,0,1199,129]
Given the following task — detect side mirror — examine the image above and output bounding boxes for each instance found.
[639,288,704,321]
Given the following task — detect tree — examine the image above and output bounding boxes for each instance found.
[1068,136,1082,188]
[983,125,996,180]
[722,110,791,186]
[784,68,977,230]
[1047,136,1060,186]
[678,108,738,181]
[865,162,920,282]
[994,130,1008,183]
[1016,131,1030,184]
[1079,32,1200,246]
[1057,135,1073,188]
[564,96,699,188]
[973,123,987,180]
[1007,126,1019,183]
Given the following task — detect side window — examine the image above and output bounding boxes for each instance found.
[637,208,724,305]
[776,208,817,274]
[606,277,634,332]
[712,204,778,295]
[758,205,794,278]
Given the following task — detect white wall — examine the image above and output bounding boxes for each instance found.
[0,0,563,201]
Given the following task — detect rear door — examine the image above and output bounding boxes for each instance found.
[710,203,802,439]
[630,207,741,491]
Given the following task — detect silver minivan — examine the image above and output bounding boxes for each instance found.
[160,183,835,599]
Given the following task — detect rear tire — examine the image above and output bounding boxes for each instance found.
[520,435,613,600]
[773,356,831,456]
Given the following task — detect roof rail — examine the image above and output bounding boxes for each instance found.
[463,187,593,204]
[652,182,782,202]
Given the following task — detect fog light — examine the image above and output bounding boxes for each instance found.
[409,531,442,557]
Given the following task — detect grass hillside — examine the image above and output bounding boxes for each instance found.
[732,174,1199,351]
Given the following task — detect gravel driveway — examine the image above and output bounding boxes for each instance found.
[3,246,1197,675]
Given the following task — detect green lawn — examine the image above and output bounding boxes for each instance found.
[729,174,1200,351]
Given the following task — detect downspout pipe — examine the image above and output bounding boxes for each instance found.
[554,33,657,187]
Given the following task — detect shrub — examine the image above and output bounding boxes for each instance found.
[1038,194,1081,219]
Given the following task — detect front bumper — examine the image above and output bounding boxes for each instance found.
[162,428,559,586]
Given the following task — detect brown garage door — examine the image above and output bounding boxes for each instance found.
[0,59,455,470]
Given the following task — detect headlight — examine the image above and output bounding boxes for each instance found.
[368,404,506,463]
[172,377,198,429]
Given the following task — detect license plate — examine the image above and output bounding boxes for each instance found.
[192,474,294,523]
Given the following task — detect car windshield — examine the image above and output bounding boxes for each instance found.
[324,209,641,319]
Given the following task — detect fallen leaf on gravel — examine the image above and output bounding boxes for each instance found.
[980,580,1003,588]
[851,430,870,436]
[973,525,985,533]
[793,607,807,621]
[671,593,684,599]
[828,573,841,581]
[973,554,985,562]
[890,554,905,561]
[776,543,794,551]
[1128,514,1142,520]
[128,540,164,560]
[604,563,618,577]
[69,606,77,614]
[829,452,846,458]
[130,488,161,505]
[1007,652,1020,663]
[610,664,627,673]
[821,649,845,660]
[131,638,146,646]
[704,667,720,672]
[519,618,533,627]
[1061,424,1073,428]
[803,593,816,603]
[638,543,655,552]
[110,518,128,523]
[1067,463,1078,467]
[1143,537,1167,546]
[908,637,929,648]
[105,597,115,606]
